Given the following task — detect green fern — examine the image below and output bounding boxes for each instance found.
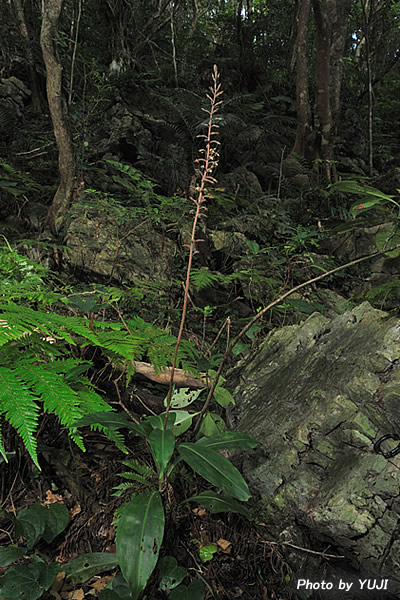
[0,301,199,468]
[0,368,41,465]
[0,301,99,347]
[0,160,44,197]
[0,244,200,468]
[112,459,155,496]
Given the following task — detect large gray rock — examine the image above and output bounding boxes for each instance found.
[0,76,31,117]
[64,199,176,285]
[231,303,400,598]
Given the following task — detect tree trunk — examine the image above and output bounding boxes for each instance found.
[361,0,374,176]
[292,0,312,157]
[181,0,200,78]
[13,0,43,113]
[40,0,77,234]
[312,0,334,181]
[329,0,352,118]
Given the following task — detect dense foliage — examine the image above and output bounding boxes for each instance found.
[0,0,400,598]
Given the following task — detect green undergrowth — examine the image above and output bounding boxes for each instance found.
[0,242,200,467]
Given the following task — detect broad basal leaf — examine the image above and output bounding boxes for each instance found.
[171,410,196,436]
[195,432,258,451]
[198,412,226,436]
[74,411,149,437]
[178,443,251,501]
[116,491,165,600]
[148,428,175,478]
[64,553,119,583]
[185,491,250,518]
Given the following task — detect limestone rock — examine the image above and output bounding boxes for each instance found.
[64,199,176,285]
[231,303,400,597]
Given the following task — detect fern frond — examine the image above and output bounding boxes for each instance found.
[76,387,111,414]
[112,459,155,495]
[14,362,83,428]
[118,471,149,483]
[0,367,40,467]
[120,459,154,476]
[0,302,98,347]
[102,428,127,454]
[190,267,224,291]
[95,330,145,360]
[112,481,139,497]
[0,423,7,463]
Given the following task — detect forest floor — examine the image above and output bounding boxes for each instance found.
[0,411,290,600]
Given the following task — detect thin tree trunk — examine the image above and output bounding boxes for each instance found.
[312,0,334,181]
[329,0,352,118]
[170,1,178,86]
[361,0,374,175]
[181,0,199,78]
[292,0,312,156]
[13,0,43,113]
[40,0,78,233]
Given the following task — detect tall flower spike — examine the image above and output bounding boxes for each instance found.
[164,65,223,426]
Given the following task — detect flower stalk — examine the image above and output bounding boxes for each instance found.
[164,65,222,427]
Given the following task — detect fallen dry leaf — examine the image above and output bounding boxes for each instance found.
[217,538,232,553]
[70,503,81,518]
[69,589,85,600]
[90,575,114,592]
[51,571,66,593]
[192,507,207,516]
[44,490,64,505]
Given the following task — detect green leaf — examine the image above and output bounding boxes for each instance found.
[99,574,132,600]
[165,387,203,409]
[178,443,251,501]
[213,386,235,407]
[15,504,46,549]
[375,226,400,258]
[169,579,206,600]
[41,503,70,544]
[74,411,148,436]
[64,553,119,583]
[15,502,70,549]
[185,491,250,518]
[286,298,316,315]
[198,412,226,436]
[195,432,258,451]
[231,341,250,356]
[0,367,40,468]
[332,180,399,216]
[73,410,125,429]
[66,295,99,314]
[171,410,196,436]
[148,412,176,431]
[36,560,60,590]
[333,180,395,201]
[158,556,187,591]
[116,491,165,600]
[0,546,27,567]
[199,544,217,563]
[0,561,59,600]
[349,198,381,217]
[148,428,175,478]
